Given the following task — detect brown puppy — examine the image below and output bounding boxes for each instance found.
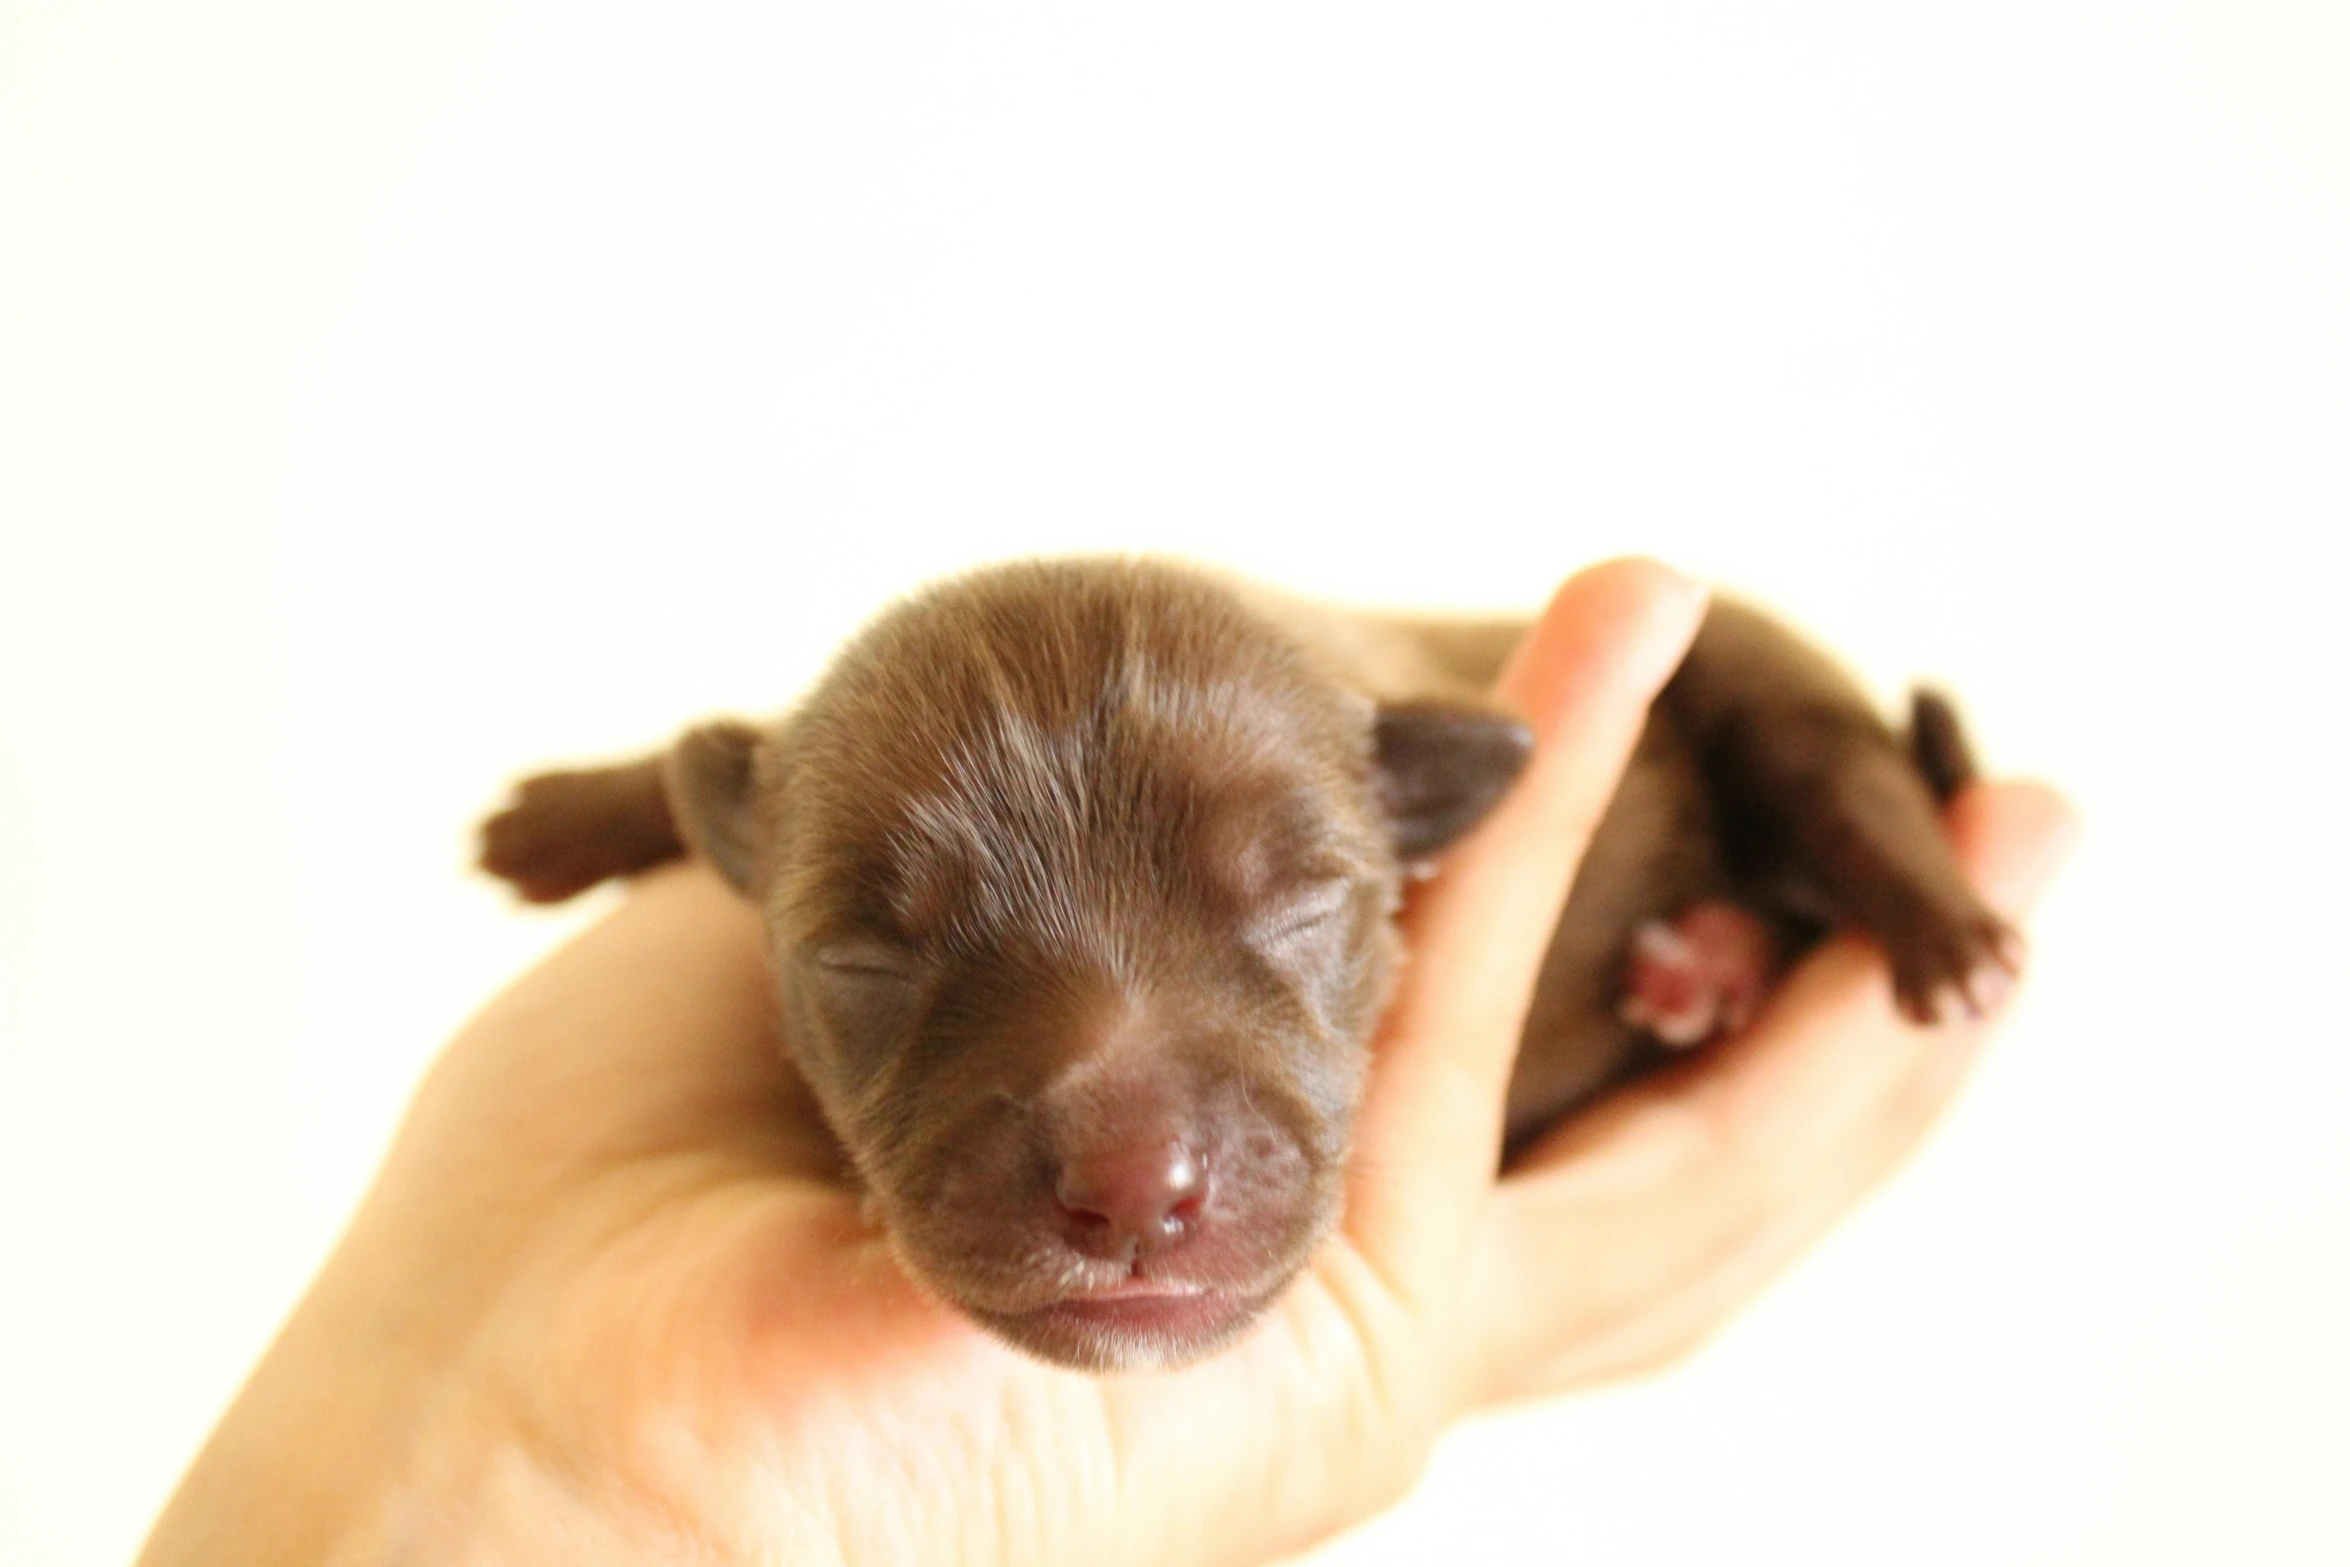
[478,559,2016,1371]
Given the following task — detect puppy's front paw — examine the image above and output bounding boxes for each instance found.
[477,762,678,904]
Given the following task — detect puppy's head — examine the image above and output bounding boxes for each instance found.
[672,561,1528,1369]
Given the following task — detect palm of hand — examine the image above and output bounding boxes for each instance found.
[389,869,1439,1567]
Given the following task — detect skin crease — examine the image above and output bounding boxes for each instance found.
[135,560,2078,1567]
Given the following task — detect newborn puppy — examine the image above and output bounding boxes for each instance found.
[478,559,2016,1371]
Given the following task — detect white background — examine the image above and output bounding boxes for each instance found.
[4,3,2345,1563]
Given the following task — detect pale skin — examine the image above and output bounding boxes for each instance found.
[137,560,2079,1567]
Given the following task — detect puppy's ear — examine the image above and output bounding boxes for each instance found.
[1372,701,1535,861]
[662,719,768,894]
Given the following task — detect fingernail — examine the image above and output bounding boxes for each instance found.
[1509,559,1714,728]
[1625,561,1712,684]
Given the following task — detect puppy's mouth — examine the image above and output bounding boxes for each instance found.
[971,1279,1280,1370]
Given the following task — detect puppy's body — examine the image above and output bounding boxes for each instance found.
[481,560,2013,1367]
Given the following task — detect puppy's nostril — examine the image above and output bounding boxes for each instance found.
[1054,1139,1209,1257]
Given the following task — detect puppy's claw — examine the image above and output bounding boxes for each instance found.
[1886,900,2025,1027]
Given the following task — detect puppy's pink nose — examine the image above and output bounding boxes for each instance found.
[1054,1137,1208,1260]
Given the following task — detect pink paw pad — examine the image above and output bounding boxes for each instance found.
[1618,900,1781,1049]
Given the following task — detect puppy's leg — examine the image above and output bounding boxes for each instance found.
[1663,602,2021,1024]
[477,755,684,903]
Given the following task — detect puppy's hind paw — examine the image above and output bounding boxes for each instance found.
[1619,900,1783,1049]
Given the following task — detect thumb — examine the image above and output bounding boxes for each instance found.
[1344,558,1710,1297]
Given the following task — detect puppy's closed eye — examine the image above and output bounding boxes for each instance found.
[800,943,930,1080]
[811,941,922,980]
[1246,879,1357,952]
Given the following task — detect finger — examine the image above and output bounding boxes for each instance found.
[1343,559,1711,1295]
[1460,779,2078,1405]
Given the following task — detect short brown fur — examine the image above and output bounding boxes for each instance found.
[477,558,2015,1368]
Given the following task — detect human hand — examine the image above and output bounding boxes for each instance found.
[137,560,2076,1567]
